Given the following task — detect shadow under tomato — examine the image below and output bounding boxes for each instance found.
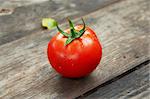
[54,73,96,97]
[31,67,97,98]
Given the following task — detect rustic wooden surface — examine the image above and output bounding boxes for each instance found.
[0,0,120,45]
[0,0,149,98]
[80,61,150,99]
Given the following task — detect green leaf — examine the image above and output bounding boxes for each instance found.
[65,37,74,46]
[42,18,57,30]
[56,23,70,37]
[78,18,86,37]
[65,18,86,46]
[68,18,75,30]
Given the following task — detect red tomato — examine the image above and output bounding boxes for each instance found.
[47,19,102,78]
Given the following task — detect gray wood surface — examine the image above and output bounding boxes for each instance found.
[0,0,149,98]
[82,61,150,99]
[0,0,120,45]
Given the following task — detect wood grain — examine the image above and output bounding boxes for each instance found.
[0,0,149,98]
[0,0,120,45]
[80,61,150,99]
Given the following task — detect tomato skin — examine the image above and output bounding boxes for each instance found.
[47,25,102,78]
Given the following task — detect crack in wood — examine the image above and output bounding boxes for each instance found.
[76,60,150,99]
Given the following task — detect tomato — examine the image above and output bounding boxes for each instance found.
[47,18,102,78]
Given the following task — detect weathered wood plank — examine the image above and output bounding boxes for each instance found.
[0,0,149,98]
[0,0,120,9]
[0,0,120,45]
[0,0,48,8]
[80,61,150,99]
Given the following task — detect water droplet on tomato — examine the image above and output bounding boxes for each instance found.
[58,66,62,69]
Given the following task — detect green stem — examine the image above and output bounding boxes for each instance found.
[57,18,86,45]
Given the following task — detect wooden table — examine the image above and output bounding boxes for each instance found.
[0,0,149,98]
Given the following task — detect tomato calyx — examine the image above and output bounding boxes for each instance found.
[56,18,86,45]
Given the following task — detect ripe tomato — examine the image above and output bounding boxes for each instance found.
[47,18,102,78]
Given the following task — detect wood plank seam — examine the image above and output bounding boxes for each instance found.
[76,60,150,98]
